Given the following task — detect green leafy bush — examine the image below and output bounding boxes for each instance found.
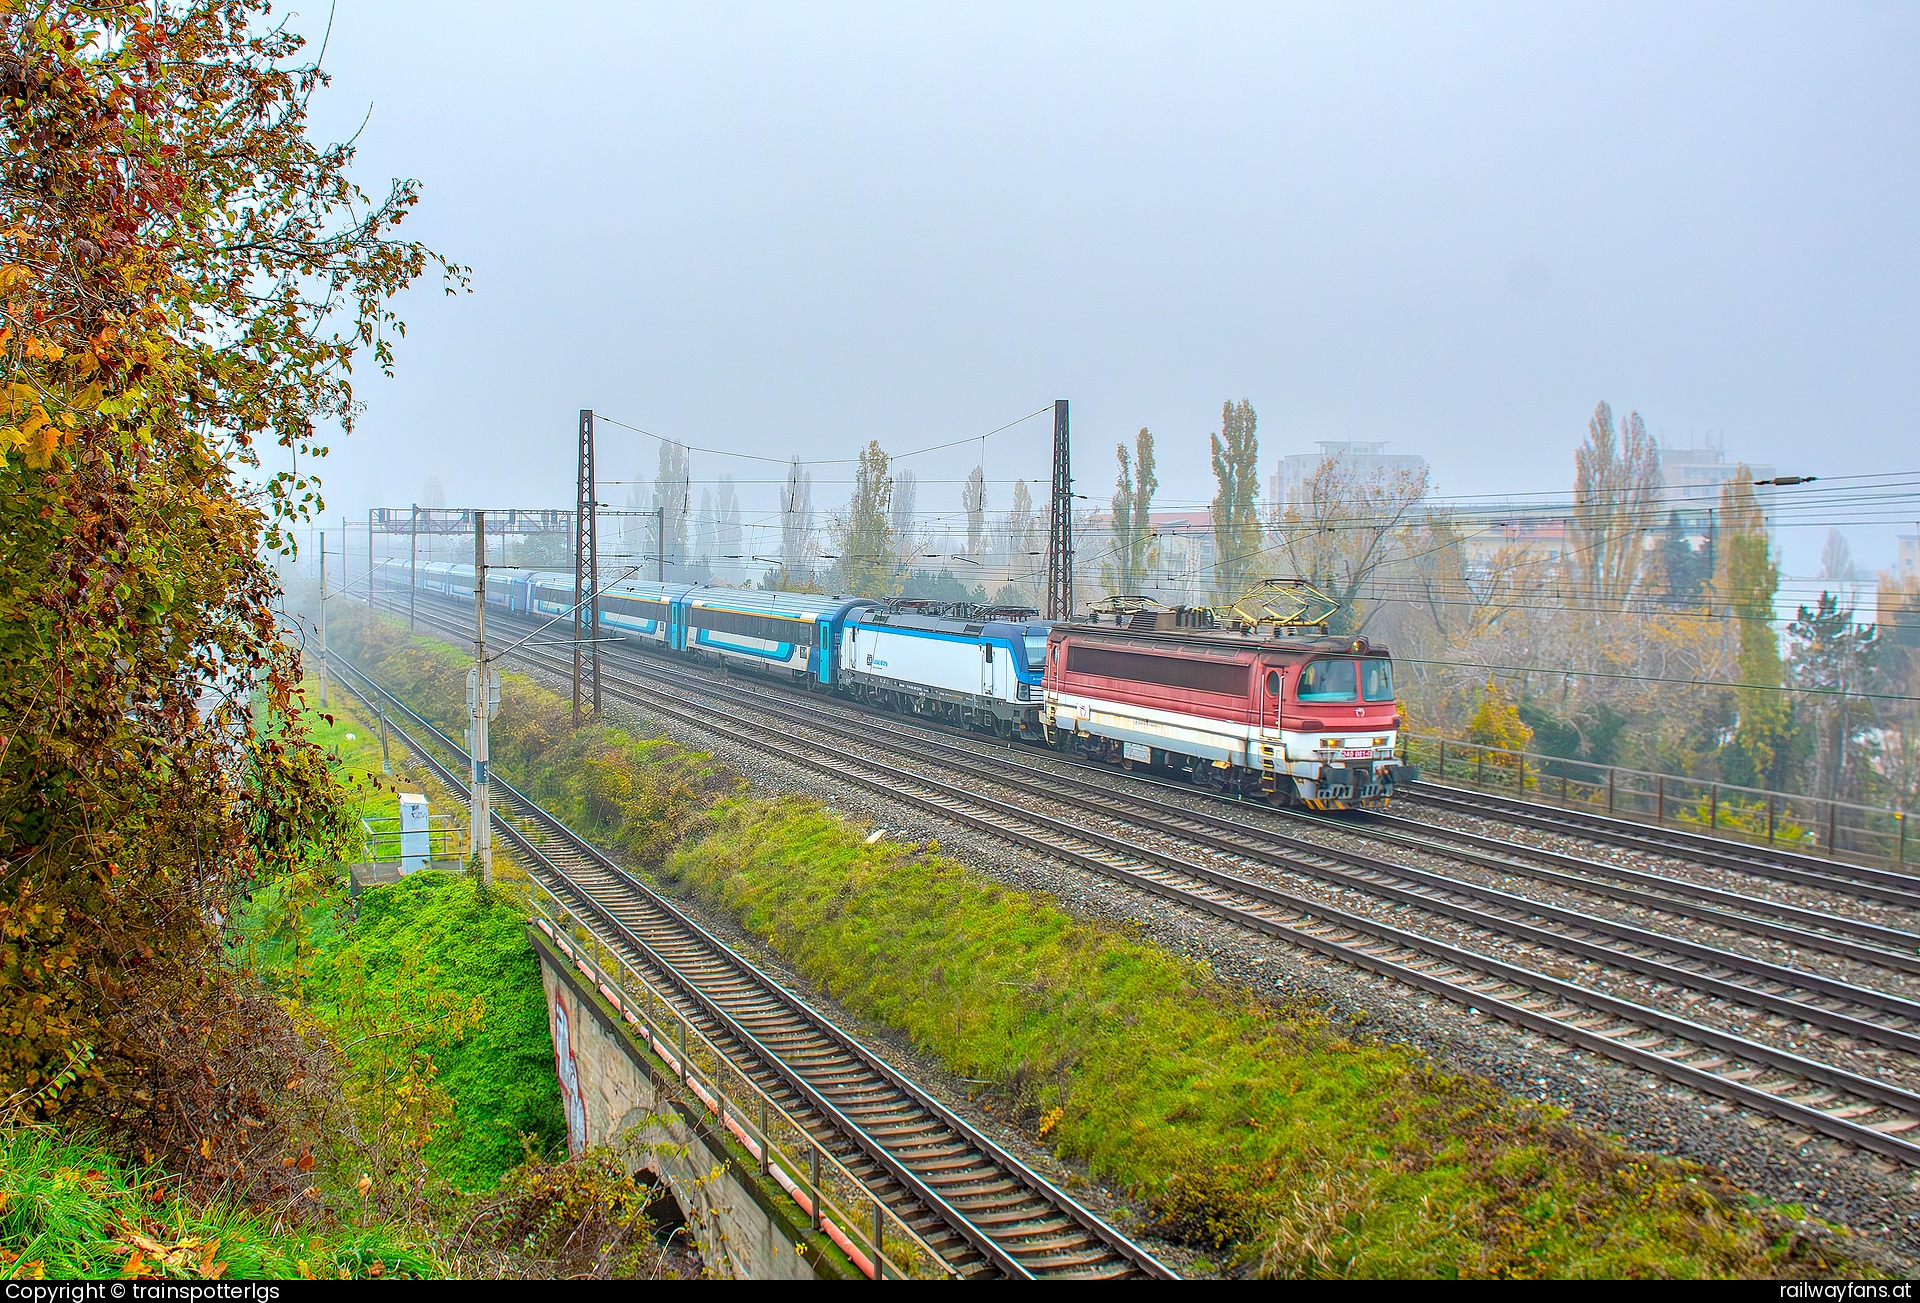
[300,873,566,1192]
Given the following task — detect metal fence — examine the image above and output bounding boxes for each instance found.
[530,891,953,1280]
[1399,733,1913,870]
[359,812,466,865]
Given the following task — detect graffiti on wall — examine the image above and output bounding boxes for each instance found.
[550,998,588,1156]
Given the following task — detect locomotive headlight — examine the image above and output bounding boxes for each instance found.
[1320,738,1338,749]
[1374,737,1388,746]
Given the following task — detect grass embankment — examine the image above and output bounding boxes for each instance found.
[326,603,1870,1278]
[672,803,1856,1277]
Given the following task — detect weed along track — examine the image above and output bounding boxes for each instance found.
[328,658,1172,1281]
[1400,786,1920,912]
[376,595,1920,1169]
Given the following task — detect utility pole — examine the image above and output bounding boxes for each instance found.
[409,503,419,630]
[470,511,493,889]
[574,409,600,720]
[367,513,375,609]
[655,507,665,582]
[317,530,329,709]
[1046,398,1073,621]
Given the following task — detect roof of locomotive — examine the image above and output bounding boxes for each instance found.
[851,604,1050,641]
[1050,621,1389,659]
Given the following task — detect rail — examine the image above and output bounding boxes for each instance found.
[1401,733,1912,869]
[532,894,950,1280]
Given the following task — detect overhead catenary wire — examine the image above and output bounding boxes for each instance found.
[592,405,1053,468]
[1396,656,1920,707]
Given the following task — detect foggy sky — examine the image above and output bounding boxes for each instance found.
[296,1,1920,578]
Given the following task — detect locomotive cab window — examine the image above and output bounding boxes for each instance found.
[1024,632,1049,669]
[1265,670,1281,696]
[1296,658,1357,702]
[1361,659,1395,702]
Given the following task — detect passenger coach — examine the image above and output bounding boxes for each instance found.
[680,588,874,686]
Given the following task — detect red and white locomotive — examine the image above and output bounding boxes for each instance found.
[1041,599,1410,809]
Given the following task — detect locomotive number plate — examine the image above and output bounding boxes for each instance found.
[1341,748,1373,759]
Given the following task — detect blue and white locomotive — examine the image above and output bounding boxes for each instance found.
[840,601,1047,735]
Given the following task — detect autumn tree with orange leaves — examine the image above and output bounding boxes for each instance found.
[0,0,461,1193]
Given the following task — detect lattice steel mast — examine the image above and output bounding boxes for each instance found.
[574,408,601,720]
[1046,398,1073,620]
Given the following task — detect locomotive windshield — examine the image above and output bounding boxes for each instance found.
[1296,658,1357,702]
[1023,631,1049,669]
[1361,658,1394,702]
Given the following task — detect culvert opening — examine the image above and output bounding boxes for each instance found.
[638,1168,703,1276]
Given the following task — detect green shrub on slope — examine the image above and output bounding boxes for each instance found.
[303,874,565,1191]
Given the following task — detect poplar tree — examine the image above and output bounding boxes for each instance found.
[891,468,920,573]
[652,441,690,577]
[622,472,650,560]
[1103,427,1157,594]
[833,440,896,598]
[692,486,716,578]
[715,474,743,581]
[1209,400,1262,603]
[993,480,1039,606]
[962,465,987,561]
[779,456,815,585]
[1717,469,1793,786]
[1572,400,1662,611]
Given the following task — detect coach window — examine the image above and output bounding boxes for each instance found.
[1296,658,1357,703]
[1361,659,1395,702]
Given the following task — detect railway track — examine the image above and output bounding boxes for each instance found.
[327,656,1173,1281]
[1399,785,1920,912]
[1311,808,1920,968]
[373,596,1920,1166]
[459,600,1920,968]
[551,643,1920,1057]
[633,665,1920,988]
